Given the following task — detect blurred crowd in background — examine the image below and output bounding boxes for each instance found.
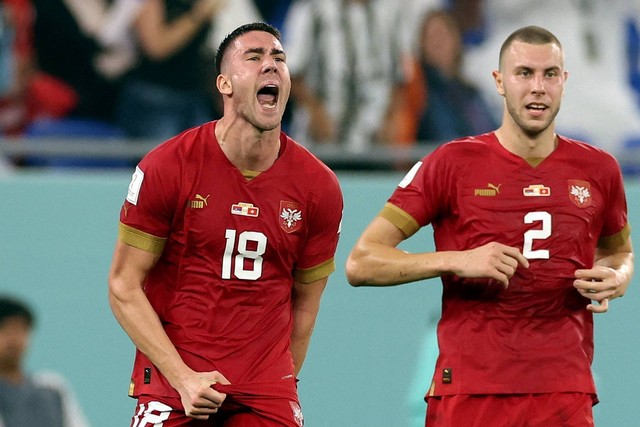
[0,0,639,172]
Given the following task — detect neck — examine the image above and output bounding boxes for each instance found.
[495,123,557,165]
[0,366,24,385]
[215,118,281,171]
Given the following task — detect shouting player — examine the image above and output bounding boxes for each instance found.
[109,22,343,427]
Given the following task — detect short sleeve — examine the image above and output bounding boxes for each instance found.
[384,146,452,234]
[293,170,343,283]
[118,145,181,253]
[598,155,631,248]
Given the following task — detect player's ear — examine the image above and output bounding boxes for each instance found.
[560,70,569,98]
[493,69,505,96]
[217,74,232,95]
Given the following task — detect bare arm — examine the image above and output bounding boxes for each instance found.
[290,277,328,376]
[345,216,529,287]
[108,240,228,418]
[134,0,224,60]
[573,237,634,313]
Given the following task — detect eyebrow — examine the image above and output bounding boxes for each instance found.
[243,47,286,57]
[515,65,561,73]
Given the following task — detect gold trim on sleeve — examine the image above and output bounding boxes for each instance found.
[294,258,336,284]
[598,223,631,249]
[118,223,167,255]
[379,203,420,237]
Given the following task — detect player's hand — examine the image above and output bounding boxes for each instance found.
[455,242,529,288]
[574,266,627,313]
[177,370,230,419]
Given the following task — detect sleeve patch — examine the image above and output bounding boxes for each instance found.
[126,166,144,205]
[399,161,423,188]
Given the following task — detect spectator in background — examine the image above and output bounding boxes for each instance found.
[0,0,33,135]
[31,0,123,124]
[115,0,226,140]
[412,9,497,144]
[448,0,486,45]
[282,0,405,153]
[0,0,78,137]
[0,295,90,427]
[1,0,147,139]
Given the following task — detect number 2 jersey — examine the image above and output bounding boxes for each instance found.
[381,132,630,398]
[118,120,343,399]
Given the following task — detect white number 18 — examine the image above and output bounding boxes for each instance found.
[222,229,267,280]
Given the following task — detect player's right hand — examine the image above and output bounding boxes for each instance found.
[178,370,231,419]
[456,242,529,288]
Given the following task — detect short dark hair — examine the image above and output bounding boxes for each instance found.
[499,26,563,69]
[215,22,282,76]
[0,295,35,327]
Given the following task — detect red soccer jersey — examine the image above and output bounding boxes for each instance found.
[382,132,630,397]
[119,121,343,399]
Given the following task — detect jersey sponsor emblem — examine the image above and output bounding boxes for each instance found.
[126,166,144,205]
[568,180,592,207]
[474,183,501,196]
[190,194,210,209]
[289,401,304,427]
[280,201,303,233]
[231,202,259,217]
[523,184,551,197]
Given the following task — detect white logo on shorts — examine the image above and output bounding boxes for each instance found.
[290,401,304,426]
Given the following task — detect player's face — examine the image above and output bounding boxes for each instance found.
[494,40,567,137]
[0,317,31,371]
[219,31,291,132]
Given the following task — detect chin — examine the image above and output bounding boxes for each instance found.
[256,120,280,133]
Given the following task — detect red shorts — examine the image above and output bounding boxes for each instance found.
[129,380,304,427]
[425,393,595,427]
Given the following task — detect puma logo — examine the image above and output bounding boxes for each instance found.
[474,183,502,197]
[195,194,210,206]
[487,183,501,194]
[190,194,210,209]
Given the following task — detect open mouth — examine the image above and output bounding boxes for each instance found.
[526,103,547,112]
[257,84,279,108]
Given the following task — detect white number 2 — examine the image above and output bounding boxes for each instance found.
[222,229,267,280]
[523,211,551,259]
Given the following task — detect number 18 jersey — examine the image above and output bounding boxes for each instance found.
[119,121,343,399]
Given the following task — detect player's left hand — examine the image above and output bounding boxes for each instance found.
[573,266,628,313]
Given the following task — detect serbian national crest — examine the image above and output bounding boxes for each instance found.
[280,201,303,233]
[568,180,592,208]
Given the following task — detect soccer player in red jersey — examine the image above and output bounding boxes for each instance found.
[108,22,343,427]
[346,26,634,426]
